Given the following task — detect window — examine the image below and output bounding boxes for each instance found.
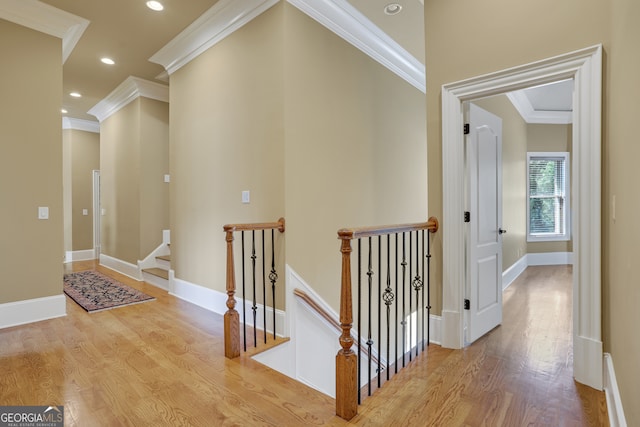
[527,152,570,241]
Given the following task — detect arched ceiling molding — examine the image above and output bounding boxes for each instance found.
[0,0,89,63]
[149,0,280,75]
[88,76,169,123]
[149,0,425,93]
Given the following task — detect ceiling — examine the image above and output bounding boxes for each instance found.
[6,0,568,124]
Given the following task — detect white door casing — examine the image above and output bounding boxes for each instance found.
[466,103,503,344]
[440,45,603,390]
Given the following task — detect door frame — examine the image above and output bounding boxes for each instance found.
[440,45,603,390]
[92,170,101,260]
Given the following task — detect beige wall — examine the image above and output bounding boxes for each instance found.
[0,20,63,303]
[283,4,427,310]
[63,129,100,251]
[607,0,640,422]
[473,96,528,272]
[426,0,640,424]
[101,97,169,264]
[170,3,427,312]
[526,124,573,254]
[170,3,285,297]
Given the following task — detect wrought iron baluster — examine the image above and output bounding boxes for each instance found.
[241,231,247,352]
[408,232,412,362]
[421,230,426,351]
[262,230,267,344]
[377,235,382,389]
[394,233,399,374]
[269,229,278,340]
[401,232,406,368]
[357,239,362,405]
[366,237,374,396]
[413,230,423,358]
[383,234,394,381]
[251,230,258,347]
[426,229,432,347]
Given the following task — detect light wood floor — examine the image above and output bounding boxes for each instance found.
[0,262,607,426]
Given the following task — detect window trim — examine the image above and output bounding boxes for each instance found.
[526,151,571,242]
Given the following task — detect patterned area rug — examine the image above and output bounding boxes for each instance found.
[64,270,155,313]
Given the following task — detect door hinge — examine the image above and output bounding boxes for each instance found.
[464,211,470,223]
[464,299,470,310]
[464,123,470,135]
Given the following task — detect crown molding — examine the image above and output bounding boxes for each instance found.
[0,0,89,63]
[149,0,279,75]
[88,76,169,122]
[287,0,425,93]
[506,91,572,124]
[62,117,100,133]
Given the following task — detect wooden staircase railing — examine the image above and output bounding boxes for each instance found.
[223,218,285,358]
[335,217,439,420]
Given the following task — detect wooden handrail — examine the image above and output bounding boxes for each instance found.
[223,217,285,233]
[293,288,381,367]
[337,216,438,240]
[335,217,439,420]
[223,218,285,359]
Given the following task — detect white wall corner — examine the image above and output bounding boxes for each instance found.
[604,353,628,427]
[287,0,425,93]
[88,76,169,122]
[149,0,280,75]
[0,294,66,329]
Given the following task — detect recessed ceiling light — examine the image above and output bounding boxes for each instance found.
[146,1,164,11]
[70,92,82,98]
[101,57,115,65]
[61,108,68,114]
[384,3,403,15]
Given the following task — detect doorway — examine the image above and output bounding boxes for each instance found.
[440,45,603,390]
[92,170,101,260]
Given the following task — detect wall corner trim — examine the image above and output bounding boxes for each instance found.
[0,294,66,329]
[62,117,100,133]
[149,0,280,76]
[604,353,628,427]
[287,0,425,93]
[88,76,169,123]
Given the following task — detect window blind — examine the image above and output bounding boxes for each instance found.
[528,156,566,235]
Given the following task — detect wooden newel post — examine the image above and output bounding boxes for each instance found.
[336,235,357,420]
[224,228,240,358]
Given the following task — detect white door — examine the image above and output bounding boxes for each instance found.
[466,103,503,344]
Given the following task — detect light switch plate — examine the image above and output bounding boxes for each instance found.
[242,190,250,204]
[83,209,88,216]
[38,206,49,219]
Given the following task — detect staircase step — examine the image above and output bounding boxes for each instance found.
[156,255,170,262]
[143,267,169,280]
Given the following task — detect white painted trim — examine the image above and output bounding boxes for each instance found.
[0,0,89,63]
[441,45,603,389]
[502,255,528,290]
[604,353,628,427]
[99,254,143,281]
[171,276,285,336]
[88,76,169,122]
[428,315,442,346]
[0,294,66,329]
[527,251,573,266]
[62,117,100,133]
[287,0,425,93]
[149,0,280,75]
[506,91,572,124]
[64,249,96,263]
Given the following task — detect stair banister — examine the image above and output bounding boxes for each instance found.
[335,217,439,420]
[223,218,285,359]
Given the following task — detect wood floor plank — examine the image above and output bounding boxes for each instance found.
[0,262,607,426]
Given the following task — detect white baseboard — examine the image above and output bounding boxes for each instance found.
[0,294,66,329]
[428,314,442,345]
[604,353,628,427]
[502,255,528,290]
[171,276,285,336]
[527,251,573,266]
[64,249,96,263]
[99,254,143,281]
